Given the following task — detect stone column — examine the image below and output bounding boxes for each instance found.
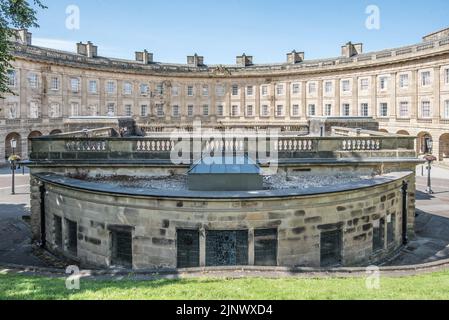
[199,226,206,267]
[317,80,323,117]
[29,175,44,242]
[301,80,307,120]
[335,79,341,116]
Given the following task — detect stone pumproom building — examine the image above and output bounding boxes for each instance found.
[2,27,449,164]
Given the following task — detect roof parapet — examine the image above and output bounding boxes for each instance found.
[77,41,98,58]
[135,50,153,64]
[187,53,204,67]
[423,27,449,42]
[236,53,253,67]
[341,42,363,58]
[287,50,304,64]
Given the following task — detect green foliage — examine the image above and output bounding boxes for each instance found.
[0,0,46,97]
[1,270,449,300]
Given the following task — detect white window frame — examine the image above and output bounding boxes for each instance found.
[360,103,369,117]
[140,84,149,95]
[379,77,388,91]
[292,104,300,117]
[140,105,148,117]
[379,103,388,117]
[341,80,351,93]
[202,104,209,116]
[360,78,369,91]
[187,105,194,117]
[308,104,316,116]
[215,85,225,97]
[292,83,300,95]
[28,73,39,88]
[324,104,332,116]
[7,70,16,87]
[71,78,80,93]
[232,85,239,96]
[399,74,409,89]
[246,105,254,117]
[421,101,431,118]
[217,105,224,117]
[172,105,180,117]
[308,82,316,94]
[156,104,164,117]
[107,103,115,116]
[276,85,284,96]
[247,86,254,96]
[399,101,409,118]
[342,103,350,116]
[106,81,116,94]
[276,105,284,117]
[421,71,432,87]
[202,85,209,97]
[71,102,80,117]
[187,85,194,97]
[88,80,98,94]
[231,105,240,117]
[261,85,268,96]
[125,104,132,117]
[51,77,60,91]
[123,82,133,95]
[261,105,270,117]
[324,81,332,94]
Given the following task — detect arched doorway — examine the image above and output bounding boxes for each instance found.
[417,132,433,155]
[50,129,62,135]
[28,131,43,156]
[397,130,410,136]
[5,132,22,160]
[439,133,449,160]
[379,129,389,133]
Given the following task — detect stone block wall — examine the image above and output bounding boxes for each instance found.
[30,172,415,269]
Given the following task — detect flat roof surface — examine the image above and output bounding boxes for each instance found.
[188,156,260,175]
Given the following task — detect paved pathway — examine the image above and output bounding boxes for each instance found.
[0,173,46,267]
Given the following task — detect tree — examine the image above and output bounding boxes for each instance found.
[0,0,46,96]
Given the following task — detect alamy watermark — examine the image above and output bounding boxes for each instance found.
[365,5,381,30]
[66,5,80,30]
[65,265,81,290]
[169,121,279,174]
[365,265,381,290]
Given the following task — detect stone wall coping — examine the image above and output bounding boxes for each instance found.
[34,171,413,200]
[24,158,424,168]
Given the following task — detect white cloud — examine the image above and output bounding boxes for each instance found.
[33,38,76,53]
[32,37,130,59]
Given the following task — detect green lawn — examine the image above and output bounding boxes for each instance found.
[1,270,449,300]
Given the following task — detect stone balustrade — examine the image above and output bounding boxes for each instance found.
[29,130,417,164]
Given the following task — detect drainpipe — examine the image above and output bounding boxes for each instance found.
[401,181,409,245]
[39,184,46,248]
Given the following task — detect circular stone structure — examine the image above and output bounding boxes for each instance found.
[32,170,413,270]
[27,126,419,270]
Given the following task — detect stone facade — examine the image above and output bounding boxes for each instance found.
[31,172,414,269]
[1,28,449,164]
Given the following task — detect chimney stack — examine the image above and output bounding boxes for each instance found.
[135,50,153,64]
[187,54,204,67]
[341,42,363,58]
[286,50,304,64]
[236,53,253,67]
[77,41,98,58]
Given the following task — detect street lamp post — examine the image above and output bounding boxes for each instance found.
[424,139,437,195]
[9,139,17,195]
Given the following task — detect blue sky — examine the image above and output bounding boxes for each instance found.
[31,0,449,64]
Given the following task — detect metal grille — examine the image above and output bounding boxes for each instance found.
[320,230,342,267]
[206,230,248,267]
[373,218,386,251]
[66,219,78,255]
[53,215,62,249]
[111,230,133,267]
[177,230,200,268]
[254,229,278,266]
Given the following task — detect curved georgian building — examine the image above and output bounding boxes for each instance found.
[1,27,449,164]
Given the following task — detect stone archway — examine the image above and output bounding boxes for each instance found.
[5,132,22,160]
[50,129,62,135]
[379,129,389,133]
[397,130,410,136]
[439,133,449,160]
[28,131,43,157]
[417,132,433,155]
